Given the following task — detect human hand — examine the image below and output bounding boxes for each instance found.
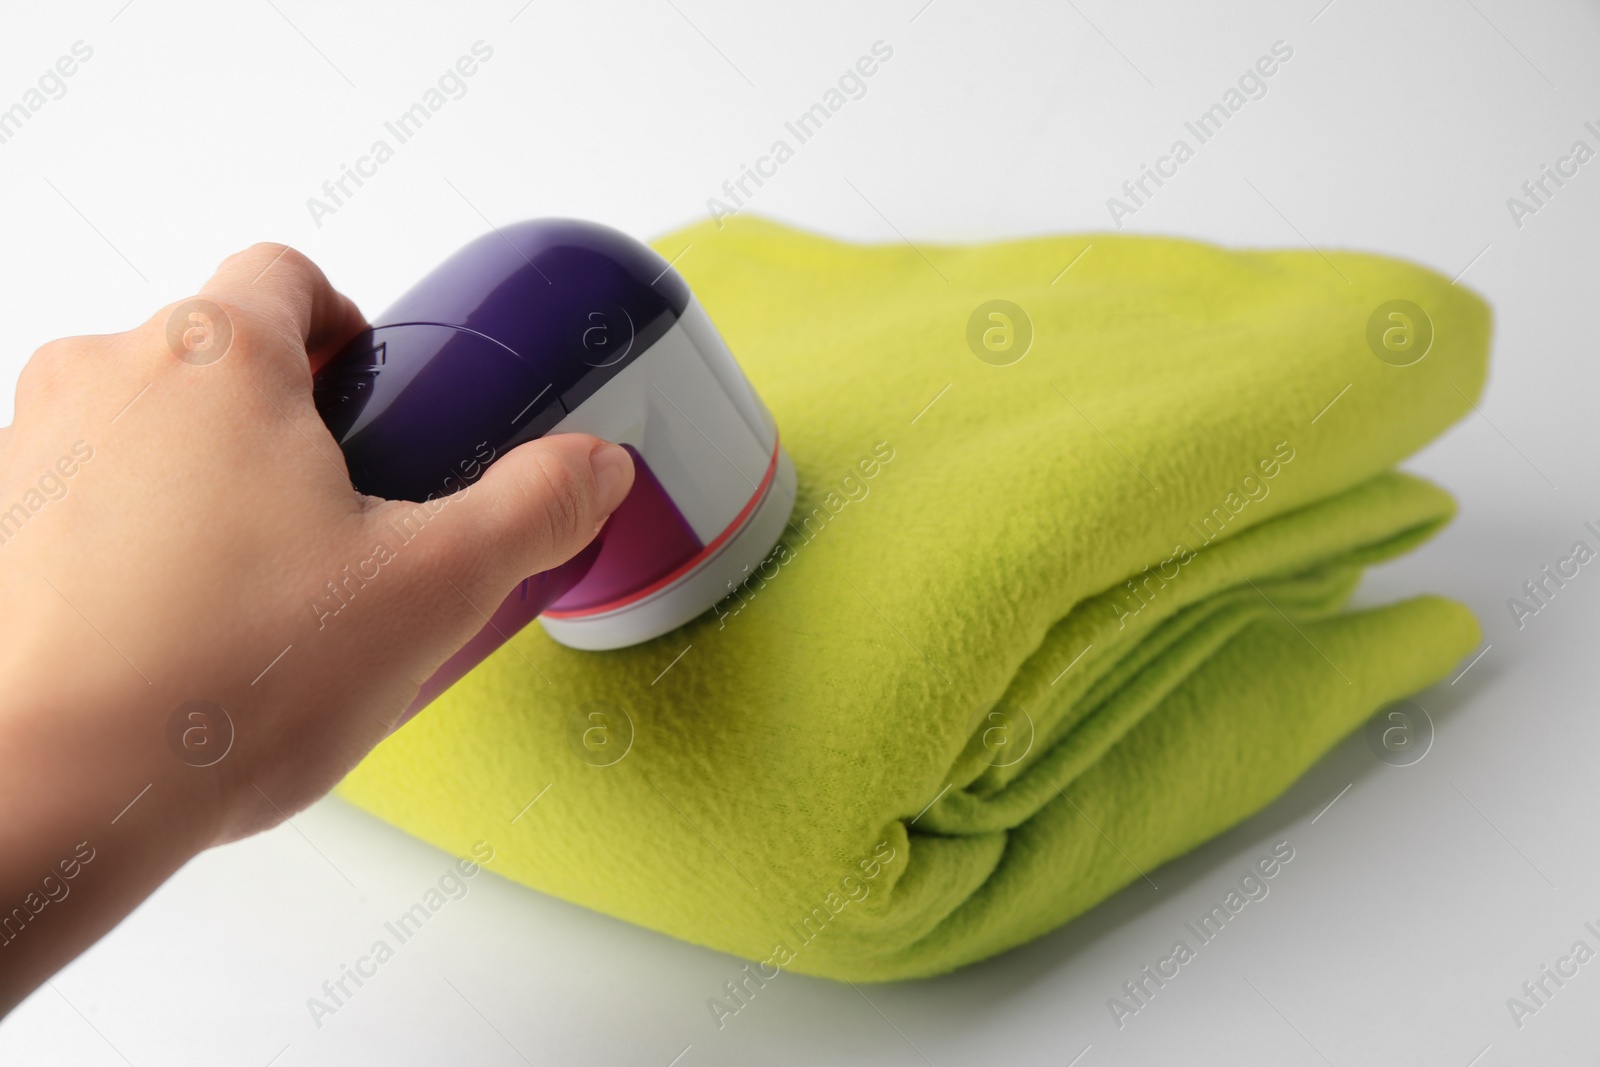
[0,243,633,1010]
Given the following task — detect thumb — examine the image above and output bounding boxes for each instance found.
[410,434,634,590]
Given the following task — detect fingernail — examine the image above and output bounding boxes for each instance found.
[590,443,633,513]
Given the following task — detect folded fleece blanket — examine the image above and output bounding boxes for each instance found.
[337,217,1489,982]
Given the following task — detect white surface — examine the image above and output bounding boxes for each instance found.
[1,0,1596,1063]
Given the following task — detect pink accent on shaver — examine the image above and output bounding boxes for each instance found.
[545,446,703,613]
[394,437,777,728]
[541,434,782,620]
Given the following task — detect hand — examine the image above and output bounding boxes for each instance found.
[0,244,633,1011]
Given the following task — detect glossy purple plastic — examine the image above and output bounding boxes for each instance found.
[314,219,691,500]
[311,220,705,724]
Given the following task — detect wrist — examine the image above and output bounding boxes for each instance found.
[0,666,230,861]
[0,676,231,1011]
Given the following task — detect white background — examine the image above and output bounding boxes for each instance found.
[1,1,1597,1063]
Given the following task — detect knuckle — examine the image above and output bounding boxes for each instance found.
[216,243,316,290]
[14,361,50,406]
[146,296,243,365]
[28,337,77,368]
[17,338,83,401]
[228,241,284,267]
[253,242,315,282]
[260,242,313,275]
[246,240,292,258]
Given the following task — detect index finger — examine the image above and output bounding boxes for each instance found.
[199,243,367,371]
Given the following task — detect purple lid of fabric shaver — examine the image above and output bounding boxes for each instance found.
[312,219,797,725]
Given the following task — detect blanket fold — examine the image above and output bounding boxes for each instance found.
[338,217,1489,981]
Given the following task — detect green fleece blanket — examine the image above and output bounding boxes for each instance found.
[337,217,1488,982]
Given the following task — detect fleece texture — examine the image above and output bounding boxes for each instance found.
[337,217,1489,981]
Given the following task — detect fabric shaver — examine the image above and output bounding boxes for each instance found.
[311,219,796,718]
